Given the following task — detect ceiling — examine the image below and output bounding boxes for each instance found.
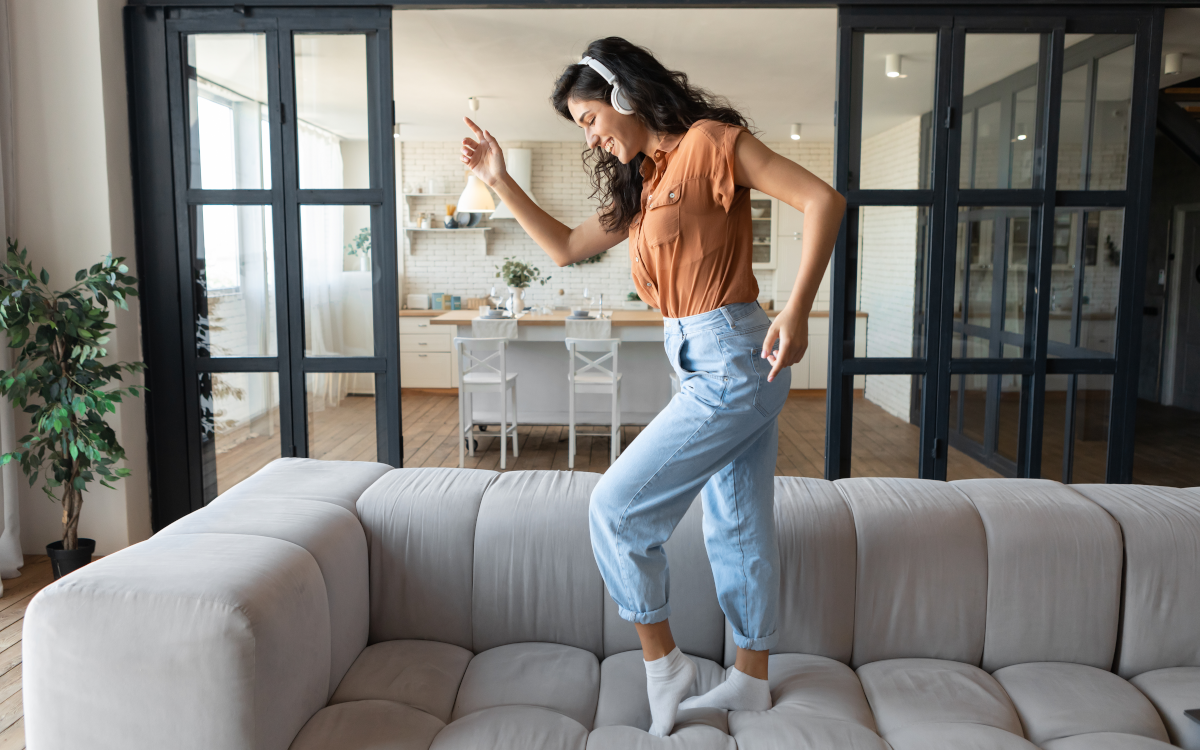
[391,8,838,143]
[1162,8,1200,87]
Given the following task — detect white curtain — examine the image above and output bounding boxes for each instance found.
[297,120,348,411]
[0,0,22,581]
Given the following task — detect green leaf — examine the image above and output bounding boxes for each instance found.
[73,477,85,491]
[39,268,48,285]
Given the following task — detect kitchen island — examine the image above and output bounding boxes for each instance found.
[428,308,866,427]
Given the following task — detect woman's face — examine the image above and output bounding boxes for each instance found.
[567,96,642,164]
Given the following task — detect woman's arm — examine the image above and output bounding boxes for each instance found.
[731,131,846,382]
[462,117,625,267]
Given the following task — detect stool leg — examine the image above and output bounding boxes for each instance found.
[458,386,466,468]
[511,381,519,457]
[568,377,576,470]
[610,382,619,465]
[500,382,507,470]
[467,392,476,457]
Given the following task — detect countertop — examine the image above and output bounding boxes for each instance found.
[419,309,868,326]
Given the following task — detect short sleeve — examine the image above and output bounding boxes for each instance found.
[696,120,749,213]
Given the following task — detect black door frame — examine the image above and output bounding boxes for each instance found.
[128,6,397,527]
[829,5,1161,482]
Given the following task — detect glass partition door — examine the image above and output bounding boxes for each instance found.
[830,7,1159,482]
[164,8,396,511]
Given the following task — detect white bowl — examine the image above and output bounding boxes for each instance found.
[750,207,766,218]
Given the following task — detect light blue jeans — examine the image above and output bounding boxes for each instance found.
[589,301,790,651]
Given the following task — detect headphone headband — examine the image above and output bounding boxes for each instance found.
[577,55,634,116]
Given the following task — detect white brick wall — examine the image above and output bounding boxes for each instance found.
[858,117,922,420]
[397,139,835,309]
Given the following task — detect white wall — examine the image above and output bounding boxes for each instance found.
[9,0,150,555]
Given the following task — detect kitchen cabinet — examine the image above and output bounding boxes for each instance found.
[750,190,777,270]
[399,314,457,388]
[790,315,866,390]
[774,200,831,311]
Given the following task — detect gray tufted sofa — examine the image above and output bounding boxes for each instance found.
[21,457,1200,750]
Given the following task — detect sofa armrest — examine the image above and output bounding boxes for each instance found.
[24,532,331,750]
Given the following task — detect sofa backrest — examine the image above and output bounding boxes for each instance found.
[1070,483,1200,678]
[356,466,1197,675]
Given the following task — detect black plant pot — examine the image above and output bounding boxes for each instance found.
[46,538,96,580]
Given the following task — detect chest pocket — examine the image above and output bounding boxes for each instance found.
[639,180,683,248]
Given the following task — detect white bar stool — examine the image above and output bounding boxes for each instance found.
[565,337,622,468]
[670,371,681,396]
[454,336,519,469]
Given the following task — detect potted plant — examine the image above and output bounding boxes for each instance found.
[495,256,551,315]
[0,239,146,579]
[344,226,371,271]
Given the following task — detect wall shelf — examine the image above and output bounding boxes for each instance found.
[404,227,492,255]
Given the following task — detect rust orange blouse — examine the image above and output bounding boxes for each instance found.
[628,119,758,318]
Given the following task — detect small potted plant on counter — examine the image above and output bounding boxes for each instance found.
[0,239,146,579]
[495,256,552,315]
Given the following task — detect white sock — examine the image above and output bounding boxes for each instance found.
[679,665,772,712]
[644,647,697,737]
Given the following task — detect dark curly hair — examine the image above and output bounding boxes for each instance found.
[551,37,753,234]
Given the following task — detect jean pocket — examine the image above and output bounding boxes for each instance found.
[751,345,790,418]
[677,332,727,408]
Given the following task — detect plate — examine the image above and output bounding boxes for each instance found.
[566,314,596,320]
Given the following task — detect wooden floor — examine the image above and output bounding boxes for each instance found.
[0,555,55,750]
[213,389,1200,490]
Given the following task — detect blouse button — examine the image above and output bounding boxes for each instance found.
[669,192,675,199]
[645,281,652,287]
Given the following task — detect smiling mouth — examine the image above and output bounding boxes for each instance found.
[604,137,616,154]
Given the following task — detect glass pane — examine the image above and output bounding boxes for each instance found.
[857,206,930,357]
[1057,63,1089,190]
[953,207,1032,357]
[859,33,936,190]
[1042,374,1114,483]
[1041,372,1071,481]
[187,34,271,190]
[301,205,374,356]
[1090,43,1135,190]
[294,34,370,190]
[1047,208,1123,357]
[1058,36,1136,191]
[947,373,1022,478]
[200,371,281,502]
[306,372,377,461]
[962,34,1043,189]
[850,375,923,478]
[194,205,276,357]
[751,197,773,264]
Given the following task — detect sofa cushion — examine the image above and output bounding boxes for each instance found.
[289,699,444,750]
[356,467,497,650]
[724,478,857,667]
[835,478,988,667]
[585,724,735,749]
[452,642,600,729]
[1040,733,1177,749]
[1069,484,1200,678]
[158,497,368,698]
[953,479,1123,672]
[330,640,473,724]
[473,471,605,656]
[211,456,391,514]
[993,661,1170,746]
[883,723,1038,750]
[728,653,886,750]
[1130,666,1200,749]
[593,649,727,732]
[430,705,587,750]
[604,499,726,664]
[857,658,1025,741]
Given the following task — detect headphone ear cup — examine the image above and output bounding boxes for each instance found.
[611,85,634,115]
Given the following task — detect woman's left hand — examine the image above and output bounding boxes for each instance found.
[761,304,809,383]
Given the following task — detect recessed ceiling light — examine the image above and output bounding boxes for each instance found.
[1017,134,1027,141]
[790,123,802,141]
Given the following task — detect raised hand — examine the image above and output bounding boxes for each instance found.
[461,116,507,188]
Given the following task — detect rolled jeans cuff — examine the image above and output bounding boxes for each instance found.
[732,629,778,652]
[618,601,671,625]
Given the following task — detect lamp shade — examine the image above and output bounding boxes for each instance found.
[790,123,802,141]
[457,174,495,213]
[886,53,902,78]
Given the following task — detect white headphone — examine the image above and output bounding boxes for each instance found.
[578,56,634,115]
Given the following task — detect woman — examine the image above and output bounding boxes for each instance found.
[460,36,844,737]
